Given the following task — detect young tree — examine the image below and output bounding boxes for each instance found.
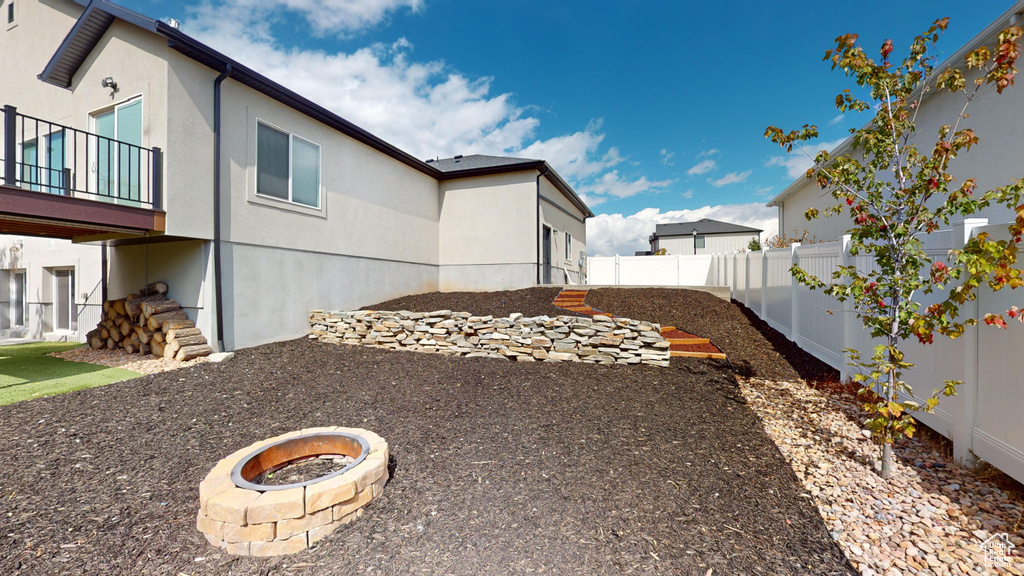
[747,237,762,252]
[765,19,1024,478]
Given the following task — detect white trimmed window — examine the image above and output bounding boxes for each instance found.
[565,232,572,260]
[256,121,320,209]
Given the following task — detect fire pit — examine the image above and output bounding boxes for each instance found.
[196,427,389,556]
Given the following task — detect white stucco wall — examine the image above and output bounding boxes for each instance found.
[538,176,588,284]
[438,172,536,290]
[0,235,103,341]
[654,233,758,255]
[773,24,1024,242]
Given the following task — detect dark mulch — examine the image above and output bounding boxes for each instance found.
[364,286,574,319]
[0,288,853,576]
[585,288,839,383]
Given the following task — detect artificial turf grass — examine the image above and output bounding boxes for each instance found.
[0,342,141,406]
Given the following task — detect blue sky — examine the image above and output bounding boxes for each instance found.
[120,0,1015,255]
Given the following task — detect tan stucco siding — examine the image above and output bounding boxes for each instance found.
[163,50,217,239]
[218,81,440,264]
[538,177,587,282]
[0,0,81,117]
[438,172,536,266]
[776,65,1024,242]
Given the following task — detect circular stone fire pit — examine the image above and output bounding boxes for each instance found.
[196,427,389,556]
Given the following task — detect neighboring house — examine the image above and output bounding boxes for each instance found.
[0,237,101,341]
[768,1,1024,241]
[648,219,761,255]
[0,0,592,350]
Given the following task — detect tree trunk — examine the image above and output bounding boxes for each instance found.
[168,334,207,348]
[881,443,893,478]
[139,281,169,297]
[126,294,165,321]
[162,319,195,333]
[142,300,180,317]
[151,340,165,359]
[112,299,127,316]
[176,344,213,361]
[148,310,187,331]
[166,327,202,340]
[164,341,180,360]
[90,336,104,350]
[106,338,117,350]
[151,332,164,344]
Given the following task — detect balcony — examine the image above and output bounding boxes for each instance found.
[1,104,165,240]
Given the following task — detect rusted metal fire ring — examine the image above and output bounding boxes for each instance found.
[196,427,389,556]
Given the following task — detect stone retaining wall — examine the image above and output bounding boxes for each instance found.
[309,310,672,367]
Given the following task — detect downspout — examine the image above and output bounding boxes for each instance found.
[535,165,549,285]
[213,64,231,352]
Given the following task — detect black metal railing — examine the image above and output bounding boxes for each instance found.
[1,104,162,210]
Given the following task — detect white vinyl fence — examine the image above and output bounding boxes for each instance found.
[587,254,714,286]
[711,218,1024,483]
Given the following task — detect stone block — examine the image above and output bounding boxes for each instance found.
[222,521,276,543]
[277,508,333,540]
[356,455,388,492]
[248,487,305,524]
[249,533,308,557]
[225,541,251,555]
[332,486,374,520]
[196,510,224,539]
[199,474,237,515]
[305,471,357,514]
[207,487,261,526]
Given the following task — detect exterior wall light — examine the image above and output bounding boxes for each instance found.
[101,77,118,91]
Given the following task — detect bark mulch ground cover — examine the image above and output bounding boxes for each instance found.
[0,288,854,575]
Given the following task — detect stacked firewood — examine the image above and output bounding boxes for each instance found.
[84,281,213,361]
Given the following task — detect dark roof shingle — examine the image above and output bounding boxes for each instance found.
[654,218,762,237]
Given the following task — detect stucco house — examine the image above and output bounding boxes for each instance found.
[648,218,761,255]
[0,0,592,348]
[767,1,1024,242]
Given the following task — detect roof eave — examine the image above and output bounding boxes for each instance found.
[438,161,593,218]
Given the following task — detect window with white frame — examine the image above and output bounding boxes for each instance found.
[52,268,76,332]
[694,235,706,250]
[565,232,571,260]
[256,121,320,208]
[11,270,27,327]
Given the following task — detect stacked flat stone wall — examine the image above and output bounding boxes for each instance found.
[309,310,671,367]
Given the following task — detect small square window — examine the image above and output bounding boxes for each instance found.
[695,235,706,250]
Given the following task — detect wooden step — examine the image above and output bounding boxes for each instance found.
[666,338,711,345]
[670,350,727,359]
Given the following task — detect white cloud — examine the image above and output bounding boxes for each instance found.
[765,137,848,179]
[190,0,424,37]
[680,189,694,199]
[579,171,675,201]
[181,3,659,210]
[518,125,624,181]
[586,204,778,257]
[686,159,716,176]
[708,170,752,187]
[697,149,719,158]
[660,149,675,166]
[756,186,774,194]
[828,114,845,126]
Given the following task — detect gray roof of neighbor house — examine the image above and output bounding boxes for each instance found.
[39,1,592,218]
[654,218,762,237]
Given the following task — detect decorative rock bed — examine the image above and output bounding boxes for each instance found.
[196,427,388,556]
[309,310,672,367]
